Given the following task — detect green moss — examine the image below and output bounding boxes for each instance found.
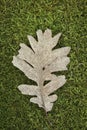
[0,0,87,129]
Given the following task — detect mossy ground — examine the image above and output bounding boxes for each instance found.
[0,0,87,130]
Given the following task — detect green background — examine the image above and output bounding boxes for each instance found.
[0,0,87,130]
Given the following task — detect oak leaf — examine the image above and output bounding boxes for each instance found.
[12,29,71,112]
